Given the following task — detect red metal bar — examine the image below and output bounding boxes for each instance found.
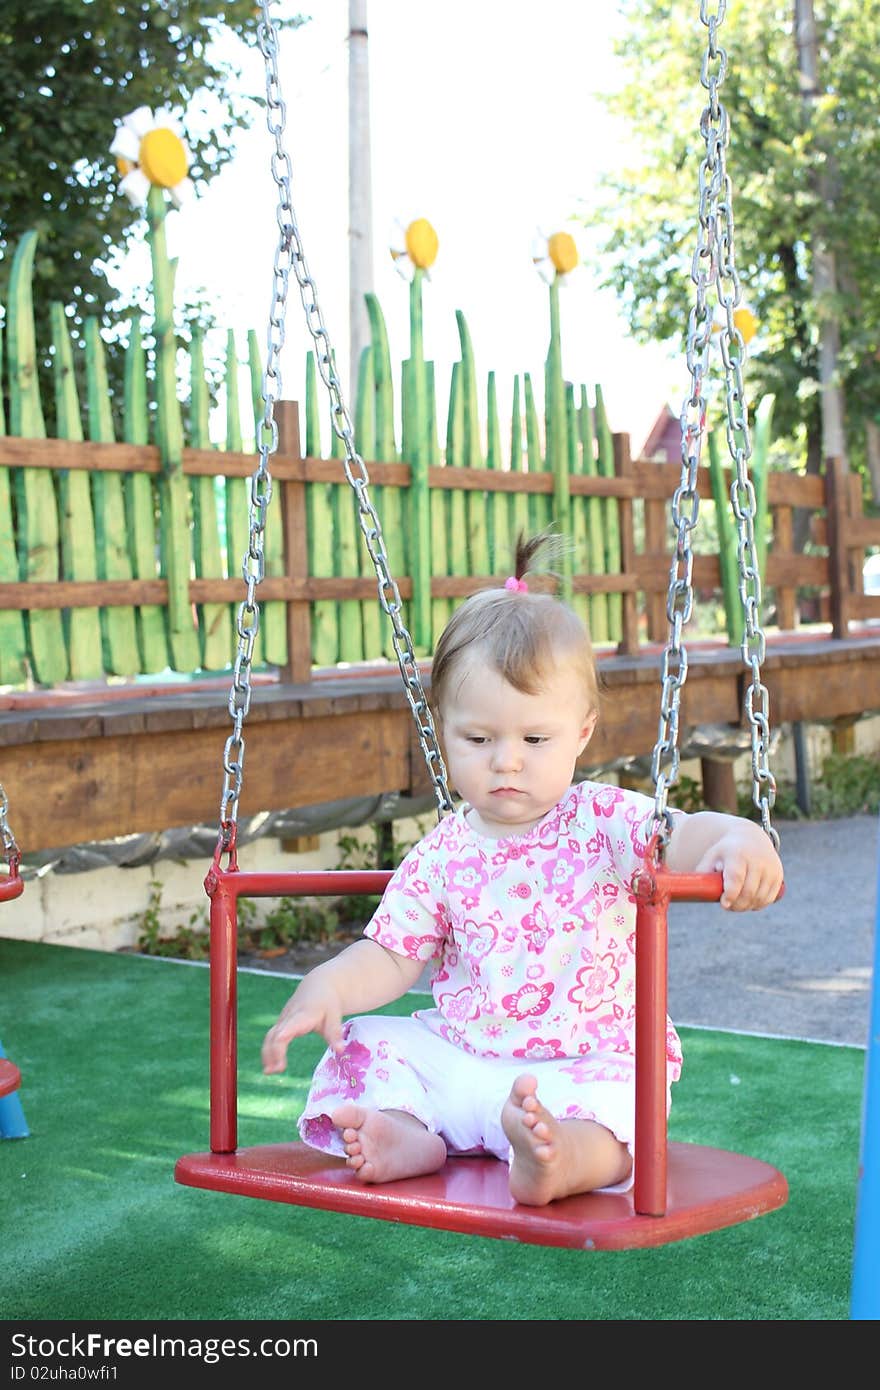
[634,895,669,1216]
[633,865,724,1216]
[210,869,393,899]
[208,877,239,1154]
[660,870,726,904]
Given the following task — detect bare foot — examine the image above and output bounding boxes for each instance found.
[501,1074,632,1205]
[330,1104,447,1184]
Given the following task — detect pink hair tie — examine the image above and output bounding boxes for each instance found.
[504,576,528,593]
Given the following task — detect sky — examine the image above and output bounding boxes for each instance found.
[110,0,686,454]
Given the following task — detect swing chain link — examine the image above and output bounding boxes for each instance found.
[0,781,21,876]
[218,2,454,843]
[650,0,778,854]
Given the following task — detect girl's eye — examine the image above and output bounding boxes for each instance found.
[467,736,487,745]
[524,736,547,745]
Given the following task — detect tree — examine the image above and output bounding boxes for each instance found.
[0,1,305,425]
[591,0,880,505]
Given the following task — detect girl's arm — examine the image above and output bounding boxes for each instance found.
[261,938,426,1074]
[664,810,784,912]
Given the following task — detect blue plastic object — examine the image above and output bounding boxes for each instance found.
[0,1037,28,1140]
[851,812,880,1318]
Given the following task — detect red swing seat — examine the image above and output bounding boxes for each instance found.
[174,861,788,1251]
[0,861,23,903]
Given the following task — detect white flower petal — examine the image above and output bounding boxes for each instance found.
[110,128,140,161]
[168,177,194,209]
[533,255,555,285]
[119,167,151,208]
[531,233,549,260]
[389,217,416,279]
[152,107,181,135]
[390,249,414,282]
[123,106,155,138]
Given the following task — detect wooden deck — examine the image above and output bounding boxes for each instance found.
[2,629,879,856]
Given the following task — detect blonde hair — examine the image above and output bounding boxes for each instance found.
[430,533,600,719]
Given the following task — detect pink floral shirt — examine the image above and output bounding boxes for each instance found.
[365,781,683,1081]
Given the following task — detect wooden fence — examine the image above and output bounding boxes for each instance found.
[1,397,879,693]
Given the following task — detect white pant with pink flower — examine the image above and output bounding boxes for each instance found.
[297,1014,667,1193]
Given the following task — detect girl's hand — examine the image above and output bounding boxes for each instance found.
[261,989,344,1074]
[694,832,784,912]
[259,938,426,1074]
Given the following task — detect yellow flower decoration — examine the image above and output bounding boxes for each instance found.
[532,229,580,286]
[390,217,439,282]
[110,106,193,210]
[712,304,759,348]
[733,305,758,345]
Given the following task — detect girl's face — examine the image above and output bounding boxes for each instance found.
[439,658,597,838]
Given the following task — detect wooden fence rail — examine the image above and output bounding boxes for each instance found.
[1,399,879,692]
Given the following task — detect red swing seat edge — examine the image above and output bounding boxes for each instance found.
[173,1141,788,1251]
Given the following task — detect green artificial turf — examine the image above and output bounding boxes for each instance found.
[0,936,864,1321]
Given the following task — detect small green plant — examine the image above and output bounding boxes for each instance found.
[738,751,880,822]
[667,775,706,815]
[819,751,880,815]
[332,819,430,923]
[333,830,384,921]
[135,879,210,960]
[239,896,340,954]
[660,750,880,825]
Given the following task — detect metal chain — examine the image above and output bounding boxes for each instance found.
[218,2,454,845]
[650,0,778,853]
[0,780,21,876]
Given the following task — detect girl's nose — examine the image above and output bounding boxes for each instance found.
[491,739,522,772]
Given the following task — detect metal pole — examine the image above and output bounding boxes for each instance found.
[792,720,812,816]
[348,0,374,396]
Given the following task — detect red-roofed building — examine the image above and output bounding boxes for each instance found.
[638,404,679,461]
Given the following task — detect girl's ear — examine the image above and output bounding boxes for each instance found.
[578,711,598,755]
